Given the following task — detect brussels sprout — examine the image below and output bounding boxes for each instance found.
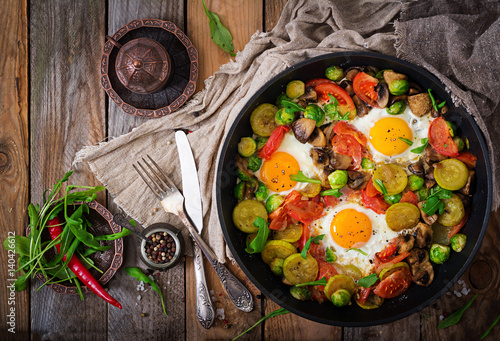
[453,136,465,152]
[384,193,402,205]
[450,233,467,252]
[270,258,284,276]
[238,137,257,157]
[416,187,429,201]
[325,66,344,82]
[361,157,375,170]
[234,181,246,201]
[375,69,392,80]
[326,247,337,263]
[328,170,348,190]
[408,175,425,191]
[236,168,251,181]
[290,286,312,301]
[430,243,451,264]
[256,136,269,150]
[266,194,285,213]
[276,92,290,108]
[331,289,351,307]
[247,155,262,172]
[386,101,406,115]
[246,177,258,192]
[388,79,410,96]
[446,121,456,137]
[255,181,269,202]
[304,104,325,127]
[286,80,305,99]
[275,108,295,125]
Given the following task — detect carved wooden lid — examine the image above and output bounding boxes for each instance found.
[114,37,171,94]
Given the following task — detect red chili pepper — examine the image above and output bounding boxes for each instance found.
[47,217,122,309]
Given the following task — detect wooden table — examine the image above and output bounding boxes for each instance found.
[1,1,499,340]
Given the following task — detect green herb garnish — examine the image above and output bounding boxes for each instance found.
[410,138,429,154]
[480,314,500,339]
[358,273,378,288]
[422,188,453,215]
[398,137,413,146]
[326,247,337,263]
[125,267,167,316]
[324,94,349,120]
[290,171,322,184]
[202,0,236,56]
[438,101,447,109]
[438,294,477,329]
[281,99,305,114]
[245,217,270,254]
[295,277,328,287]
[374,179,388,195]
[346,248,368,256]
[301,235,325,259]
[233,308,289,340]
[320,189,342,198]
[428,88,446,112]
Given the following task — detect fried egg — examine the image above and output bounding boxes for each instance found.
[351,106,433,164]
[310,201,400,276]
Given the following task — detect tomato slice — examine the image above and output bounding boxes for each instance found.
[358,286,371,305]
[324,195,340,207]
[333,121,368,147]
[364,178,379,198]
[269,190,301,220]
[448,208,469,239]
[315,260,338,290]
[374,252,410,274]
[428,117,459,157]
[305,78,334,88]
[314,82,357,116]
[298,222,310,251]
[269,209,288,231]
[456,151,477,169]
[373,267,412,299]
[258,125,291,160]
[376,243,397,262]
[353,72,379,108]
[361,189,390,214]
[287,201,324,223]
[331,134,362,170]
[400,191,418,206]
[309,243,326,262]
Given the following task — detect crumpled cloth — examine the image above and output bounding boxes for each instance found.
[75,0,499,262]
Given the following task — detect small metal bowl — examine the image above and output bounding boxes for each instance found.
[138,223,185,270]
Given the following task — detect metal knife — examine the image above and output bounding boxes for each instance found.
[175,130,254,314]
[175,131,215,329]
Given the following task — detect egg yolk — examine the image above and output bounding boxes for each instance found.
[260,152,300,192]
[330,209,372,249]
[369,117,413,156]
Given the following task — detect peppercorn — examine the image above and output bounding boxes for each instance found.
[144,231,177,264]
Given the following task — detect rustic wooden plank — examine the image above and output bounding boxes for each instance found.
[344,314,420,341]
[421,210,500,341]
[105,1,187,340]
[29,0,108,339]
[0,0,29,339]
[264,0,288,31]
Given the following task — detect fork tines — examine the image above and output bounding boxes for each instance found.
[133,155,173,199]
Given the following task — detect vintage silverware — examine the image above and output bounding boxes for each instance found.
[133,155,254,313]
[175,131,215,329]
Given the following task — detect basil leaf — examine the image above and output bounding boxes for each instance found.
[320,189,342,198]
[281,99,305,113]
[374,179,388,195]
[295,277,327,287]
[3,235,31,257]
[438,294,477,329]
[398,137,413,146]
[410,138,429,154]
[346,248,367,256]
[202,0,236,56]
[245,217,270,254]
[358,273,378,288]
[421,196,443,216]
[300,235,324,259]
[290,171,322,184]
[233,308,289,340]
[125,267,167,316]
[480,314,500,339]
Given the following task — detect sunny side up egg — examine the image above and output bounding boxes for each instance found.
[350,106,433,164]
[310,201,400,276]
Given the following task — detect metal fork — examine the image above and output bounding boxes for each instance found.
[133,155,254,313]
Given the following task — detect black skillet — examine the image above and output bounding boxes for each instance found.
[215,52,492,326]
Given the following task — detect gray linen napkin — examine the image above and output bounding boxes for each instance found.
[75,0,499,262]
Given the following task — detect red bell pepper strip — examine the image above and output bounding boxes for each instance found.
[448,209,469,239]
[47,217,122,309]
[456,151,477,169]
[258,125,290,160]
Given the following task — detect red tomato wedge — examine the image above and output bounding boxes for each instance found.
[315,260,338,290]
[258,125,291,160]
[373,267,412,299]
[314,82,357,115]
[364,178,380,198]
[376,243,397,262]
[358,286,371,305]
[298,222,310,251]
[305,78,334,88]
[428,117,459,157]
[361,189,390,214]
[331,134,362,170]
[353,72,379,108]
[287,201,324,223]
[269,210,288,231]
[324,195,340,207]
[374,252,410,274]
[333,121,368,147]
[400,191,418,206]
[269,190,301,220]
[448,208,469,239]
[309,243,326,262]
[456,151,477,169]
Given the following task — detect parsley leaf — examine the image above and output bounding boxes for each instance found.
[346,248,368,256]
[245,217,270,254]
[438,294,477,329]
[301,235,325,259]
[410,138,429,154]
[358,273,378,288]
[202,0,236,56]
[233,308,289,340]
[320,189,342,198]
[374,179,388,195]
[398,137,413,146]
[290,171,322,184]
[295,277,328,287]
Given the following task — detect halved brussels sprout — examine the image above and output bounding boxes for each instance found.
[256,136,269,150]
[286,80,305,99]
[304,104,325,127]
[408,174,424,191]
[331,289,351,307]
[255,181,269,202]
[290,286,312,301]
[247,155,262,172]
[276,93,290,108]
[269,258,284,276]
[453,136,465,152]
[388,80,410,96]
[328,170,348,189]
[266,194,285,214]
[361,158,375,170]
[275,107,295,125]
[324,275,356,301]
[450,233,467,252]
[386,101,406,115]
[238,137,257,157]
[234,181,246,201]
[325,66,344,82]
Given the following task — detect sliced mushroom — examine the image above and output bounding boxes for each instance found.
[439,103,449,115]
[375,82,389,108]
[345,67,363,82]
[308,127,326,147]
[408,82,423,95]
[339,80,355,97]
[322,122,336,144]
[310,148,330,167]
[430,106,440,118]
[424,179,436,189]
[330,151,352,170]
[292,118,316,143]
[383,70,408,85]
[413,222,433,248]
[418,202,438,225]
[236,155,254,177]
[407,248,434,287]
[347,171,370,190]
[298,86,317,103]
[425,145,448,163]
[388,95,408,107]
[352,95,370,118]
[408,93,432,117]
[425,163,435,180]
[408,159,425,176]
[460,170,475,196]
[394,234,415,254]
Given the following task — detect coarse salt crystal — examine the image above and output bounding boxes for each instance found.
[439,315,444,321]
[446,292,452,296]
[216,308,225,320]
[454,290,462,298]
[210,290,215,295]
[137,295,142,300]
[167,281,171,285]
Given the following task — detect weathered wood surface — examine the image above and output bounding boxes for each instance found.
[0,0,29,340]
